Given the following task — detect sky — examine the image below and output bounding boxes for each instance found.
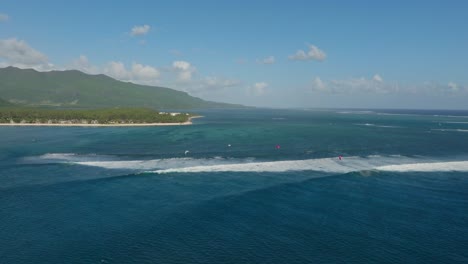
[1,0,467,109]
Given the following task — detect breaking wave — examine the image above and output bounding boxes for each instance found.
[150,156,468,174]
[24,153,254,171]
[22,153,116,163]
[25,153,468,175]
[431,129,468,133]
[354,123,400,128]
[376,161,468,172]
[76,157,251,170]
[439,121,468,124]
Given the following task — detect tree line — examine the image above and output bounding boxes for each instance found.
[0,107,192,124]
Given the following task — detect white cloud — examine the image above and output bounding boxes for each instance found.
[163,60,242,96]
[172,61,191,71]
[404,82,468,96]
[310,74,391,94]
[130,24,150,36]
[248,82,268,96]
[289,44,326,61]
[448,82,459,92]
[255,82,268,90]
[256,56,275,65]
[201,76,241,90]
[330,77,388,93]
[172,60,196,82]
[67,57,240,95]
[309,75,468,96]
[131,63,160,80]
[312,77,327,91]
[0,38,284,106]
[69,55,99,74]
[0,39,239,95]
[179,71,192,82]
[104,61,129,79]
[0,13,8,22]
[0,38,52,70]
[74,55,89,67]
[373,74,383,82]
[68,56,165,86]
[103,61,160,85]
[176,76,241,95]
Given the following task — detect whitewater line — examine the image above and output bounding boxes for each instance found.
[29,153,468,174]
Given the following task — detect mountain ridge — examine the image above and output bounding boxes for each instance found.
[0,66,245,109]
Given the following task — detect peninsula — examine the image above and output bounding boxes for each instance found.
[0,107,201,126]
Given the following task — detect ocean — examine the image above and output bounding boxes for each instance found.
[1,108,467,263]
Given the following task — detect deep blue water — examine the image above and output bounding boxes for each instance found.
[1,108,468,263]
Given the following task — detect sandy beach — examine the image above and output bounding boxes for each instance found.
[0,116,203,127]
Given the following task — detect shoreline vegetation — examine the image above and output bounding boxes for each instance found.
[0,107,202,126]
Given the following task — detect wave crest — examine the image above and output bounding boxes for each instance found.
[25,153,468,175]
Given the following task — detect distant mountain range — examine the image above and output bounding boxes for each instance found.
[0,67,245,109]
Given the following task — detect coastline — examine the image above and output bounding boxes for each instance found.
[0,116,203,127]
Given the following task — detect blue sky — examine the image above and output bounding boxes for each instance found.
[1,0,467,109]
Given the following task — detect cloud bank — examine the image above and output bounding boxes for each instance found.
[310,75,467,96]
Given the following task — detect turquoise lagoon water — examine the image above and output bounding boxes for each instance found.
[1,108,468,263]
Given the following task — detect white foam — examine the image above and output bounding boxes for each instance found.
[355,123,375,126]
[377,161,468,172]
[29,153,468,175]
[149,156,468,174]
[152,158,348,174]
[40,153,77,160]
[431,129,468,133]
[76,157,250,170]
[149,156,424,174]
[443,121,468,124]
[25,153,251,170]
[74,155,391,172]
[23,153,114,163]
[337,111,374,115]
[376,112,421,117]
[354,123,400,128]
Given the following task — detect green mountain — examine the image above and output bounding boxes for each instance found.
[0,67,244,109]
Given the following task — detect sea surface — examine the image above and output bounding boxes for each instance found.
[1,108,468,264]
